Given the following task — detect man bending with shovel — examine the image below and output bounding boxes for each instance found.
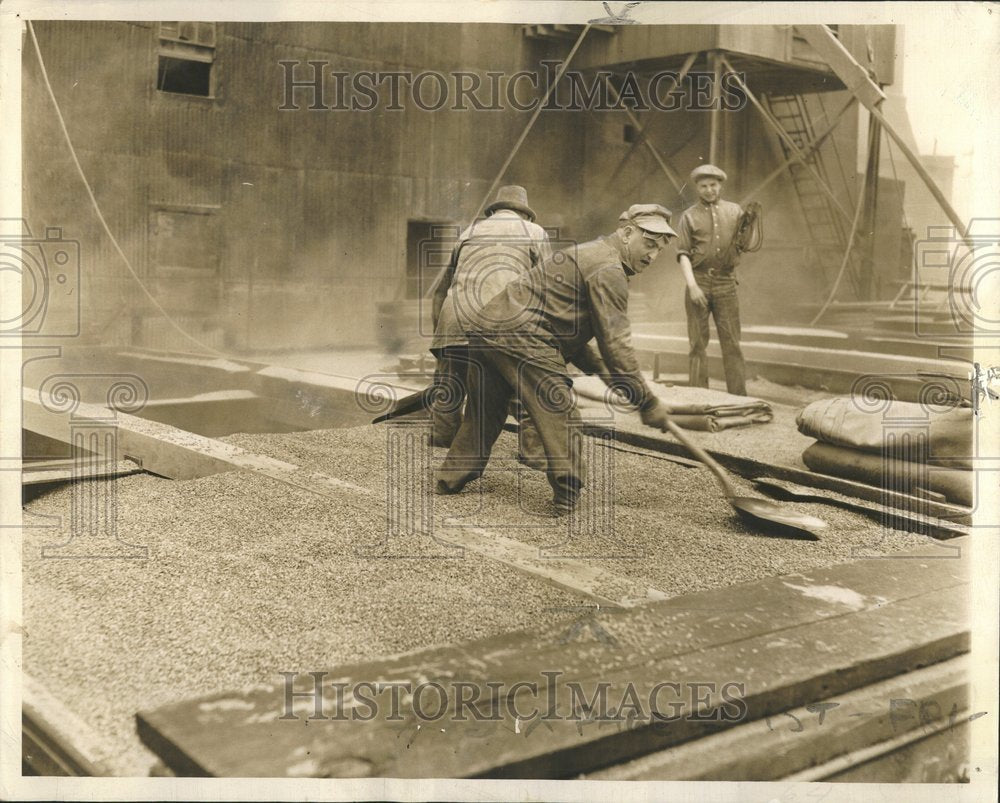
[435,204,677,515]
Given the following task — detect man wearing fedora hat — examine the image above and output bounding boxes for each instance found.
[675,164,749,396]
[429,185,551,462]
[435,204,677,514]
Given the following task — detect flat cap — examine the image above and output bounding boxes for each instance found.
[690,164,727,183]
[621,203,677,238]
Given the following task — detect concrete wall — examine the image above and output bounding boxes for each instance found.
[23,21,895,351]
[23,21,589,351]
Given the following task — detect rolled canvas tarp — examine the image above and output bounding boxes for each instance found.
[573,375,773,432]
[801,441,974,507]
[796,397,973,469]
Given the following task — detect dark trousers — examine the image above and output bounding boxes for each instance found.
[430,346,469,446]
[430,345,545,462]
[685,271,747,396]
[436,342,585,505]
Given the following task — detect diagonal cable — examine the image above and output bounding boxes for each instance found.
[27,20,228,358]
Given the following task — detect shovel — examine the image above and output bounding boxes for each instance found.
[751,477,969,539]
[370,387,435,425]
[663,419,828,540]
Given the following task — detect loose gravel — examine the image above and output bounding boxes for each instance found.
[21,446,588,775]
[222,425,931,600]
[23,421,931,775]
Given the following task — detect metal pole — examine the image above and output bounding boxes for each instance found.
[867,103,971,245]
[602,61,695,197]
[796,24,970,245]
[473,25,592,220]
[859,104,883,300]
[810,161,870,325]
[709,51,721,165]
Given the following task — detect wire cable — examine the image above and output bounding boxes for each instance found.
[472,24,593,221]
[809,167,870,326]
[416,24,593,302]
[28,20,230,359]
[735,201,764,253]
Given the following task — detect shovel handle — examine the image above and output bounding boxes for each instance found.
[662,419,740,499]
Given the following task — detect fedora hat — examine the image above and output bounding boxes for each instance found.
[485,185,537,221]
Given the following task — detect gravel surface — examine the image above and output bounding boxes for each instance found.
[23,421,931,776]
[422,431,930,597]
[225,426,931,597]
[22,450,588,775]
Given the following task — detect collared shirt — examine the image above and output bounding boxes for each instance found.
[675,198,744,272]
[469,234,655,410]
[432,210,550,351]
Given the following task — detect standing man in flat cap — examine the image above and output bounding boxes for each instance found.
[429,185,551,463]
[436,204,677,514]
[675,164,748,396]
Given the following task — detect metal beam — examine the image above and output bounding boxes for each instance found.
[797,24,970,243]
[600,51,698,198]
[709,51,722,165]
[739,96,857,206]
[795,25,887,110]
[473,24,593,220]
[810,156,871,324]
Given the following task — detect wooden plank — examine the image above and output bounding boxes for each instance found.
[250,366,421,431]
[574,422,973,529]
[23,387,245,480]
[135,390,263,438]
[812,716,971,782]
[751,478,969,540]
[136,538,969,778]
[21,464,143,486]
[21,457,103,472]
[633,333,964,379]
[632,337,954,403]
[22,673,116,776]
[795,25,885,110]
[585,655,969,780]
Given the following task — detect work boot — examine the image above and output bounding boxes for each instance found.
[552,492,579,517]
[434,472,479,495]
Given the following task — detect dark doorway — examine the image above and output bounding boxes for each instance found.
[405,220,457,299]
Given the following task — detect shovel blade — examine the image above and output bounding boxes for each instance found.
[730,496,827,540]
[371,387,434,424]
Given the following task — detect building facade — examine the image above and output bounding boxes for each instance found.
[22,21,899,352]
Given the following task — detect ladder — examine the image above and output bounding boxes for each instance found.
[763,93,858,292]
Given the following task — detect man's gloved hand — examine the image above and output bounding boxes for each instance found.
[639,401,671,432]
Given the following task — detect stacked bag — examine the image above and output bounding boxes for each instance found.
[796,397,974,507]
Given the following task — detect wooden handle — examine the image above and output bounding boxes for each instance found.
[663,419,739,499]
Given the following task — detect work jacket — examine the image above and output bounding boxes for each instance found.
[469,234,656,411]
[431,210,550,351]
